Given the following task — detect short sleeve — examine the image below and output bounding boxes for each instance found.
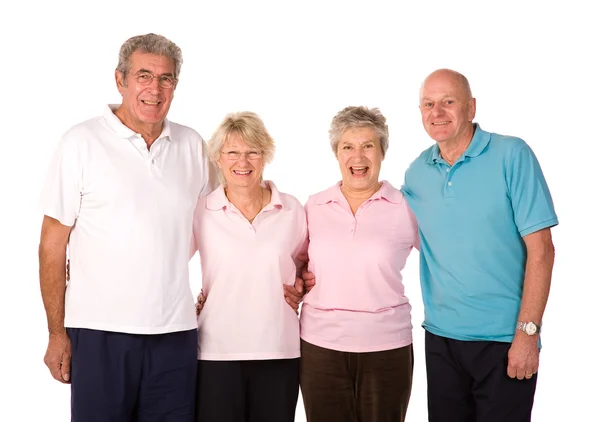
[507,143,558,237]
[39,137,82,227]
[189,197,203,260]
[292,201,309,271]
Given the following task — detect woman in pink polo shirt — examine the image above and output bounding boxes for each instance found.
[189,112,307,422]
[299,106,419,422]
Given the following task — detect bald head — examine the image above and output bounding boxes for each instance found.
[418,68,477,146]
[420,69,473,102]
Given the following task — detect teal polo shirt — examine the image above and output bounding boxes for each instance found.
[402,124,558,342]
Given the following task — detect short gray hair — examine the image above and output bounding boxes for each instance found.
[116,33,183,84]
[208,112,276,184]
[329,106,389,158]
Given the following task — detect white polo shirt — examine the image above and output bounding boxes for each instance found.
[40,105,210,334]
[191,182,307,360]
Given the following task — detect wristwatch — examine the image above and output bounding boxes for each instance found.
[516,321,541,336]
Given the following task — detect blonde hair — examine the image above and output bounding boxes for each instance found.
[208,112,276,184]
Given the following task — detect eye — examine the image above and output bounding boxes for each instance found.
[421,102,433,109]
[159,75,173,83]
[137,73,152,80]
[444,99,455,105]
[226,151,239,157]
[247,151,260,159]
[364,143,374,149]
[342,145,352,150]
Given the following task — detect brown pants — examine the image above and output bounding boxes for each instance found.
[300,340,413,422]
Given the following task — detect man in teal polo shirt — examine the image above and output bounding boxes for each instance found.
[402,69,557,422]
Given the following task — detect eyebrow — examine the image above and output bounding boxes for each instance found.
[135,68,175,77]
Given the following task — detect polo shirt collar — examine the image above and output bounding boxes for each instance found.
[427,123,490,165]
[205,180,285,211]
[104,104,172,141]
[314,180,402,205]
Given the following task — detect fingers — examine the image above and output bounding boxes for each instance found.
[302,268,315,280]
[283,285,302,304]
[507,364,537,380]
[195,293,206,316]
[283,285,301,314]
[294,276,304,294]
[302,270,316,293]
[45,355,69,384]
[285,296,299,313]
[60,354,71,383]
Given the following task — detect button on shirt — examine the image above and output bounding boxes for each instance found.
[300,181,419,353]
[39,105,210,334]
[402,124,558,342]
[191,181,307,360]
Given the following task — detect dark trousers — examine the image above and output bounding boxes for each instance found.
[68,328,197,422]
[425,330,538,422]
[300,340,414,422]
[195,358,299,422]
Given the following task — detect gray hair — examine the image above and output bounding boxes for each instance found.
[116,33,183,84]
[329,106,389,158]
[208,112,276,184]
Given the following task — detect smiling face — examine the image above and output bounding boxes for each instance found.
[115,51,176,136]
[217,132,264,189]
[419,70,476,146]
[336,127,383,194]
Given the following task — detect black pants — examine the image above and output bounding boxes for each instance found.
[68,328,198,422]
[195,359,299,422]
[425,330,538,422]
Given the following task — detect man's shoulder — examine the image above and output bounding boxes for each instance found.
[406,145,436,174]
[486,129,528,153]
[167,120,204,142]
[59,115,107,147]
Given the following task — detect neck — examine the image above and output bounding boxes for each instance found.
[438,125,475,166]
[341,181,382,208]
[225,184,264,209]
[114,106,162,149]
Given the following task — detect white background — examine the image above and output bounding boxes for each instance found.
[1,0,597,420]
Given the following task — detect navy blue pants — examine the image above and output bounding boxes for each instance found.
[68,328,197,422]
[425,330,538,422]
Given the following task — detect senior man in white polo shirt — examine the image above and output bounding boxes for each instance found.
[38,33,210,422]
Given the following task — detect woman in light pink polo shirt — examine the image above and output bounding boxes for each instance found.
[189,112,307,422]
[300,106,419,422]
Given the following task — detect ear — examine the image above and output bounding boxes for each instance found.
[468,97,477,122]
[115,70,126,93]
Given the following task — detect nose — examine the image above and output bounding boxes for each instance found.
[352,147,366,158]
[147,76,161,93]
[431,102,444,117]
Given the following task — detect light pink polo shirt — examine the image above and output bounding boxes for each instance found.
[191,181,307,360]
[300,181,419,353]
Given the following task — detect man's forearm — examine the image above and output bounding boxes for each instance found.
[39,244,68,334]
[517,228,555,326]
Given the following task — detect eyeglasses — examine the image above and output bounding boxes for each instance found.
[221,150,263,161]
[132,71,177,89]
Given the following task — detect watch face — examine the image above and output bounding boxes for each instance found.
[525,322,537,335]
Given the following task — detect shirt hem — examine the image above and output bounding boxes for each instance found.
[519,217,558,237]
[423,325,515,343]
[198,351,301,361]
[300,334,412,353]
[65,321,198,335]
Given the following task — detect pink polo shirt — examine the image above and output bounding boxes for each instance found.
[191,181,307,360]
[300,181,419,353]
